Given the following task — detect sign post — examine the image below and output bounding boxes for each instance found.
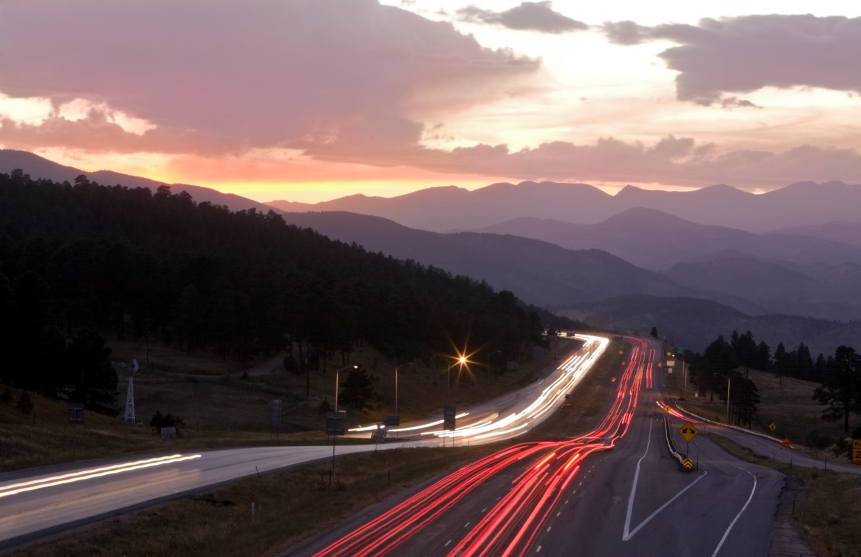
[443,402,456,447]
[383,415,400,439]
[269,399,282,440]
[326,411,346,489]
[679,421,698,455]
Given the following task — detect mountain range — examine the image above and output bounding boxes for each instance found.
[267,179,861,233]
[3,149,861,352]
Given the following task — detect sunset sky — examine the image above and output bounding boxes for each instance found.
[1,0,860,202]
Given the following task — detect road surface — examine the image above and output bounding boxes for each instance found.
[0,335,602,549]
[288,338,789,557]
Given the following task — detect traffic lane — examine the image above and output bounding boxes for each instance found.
[362,337,595,440]
[705,425,861,474]
[536,414,781,557]
[0,443,418,545]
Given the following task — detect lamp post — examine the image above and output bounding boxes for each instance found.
[393,362,414,416]
[335,365,358,412]
[715,372,732,424]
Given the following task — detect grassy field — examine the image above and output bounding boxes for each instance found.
[4,338,627,557]
[709,434,861,557]
[664,361,849,454]
[0,337,575,473]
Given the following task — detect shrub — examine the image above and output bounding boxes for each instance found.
[16,391,34,413]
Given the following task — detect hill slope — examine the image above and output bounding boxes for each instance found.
[280,211,756,311]
[559,295,856,356]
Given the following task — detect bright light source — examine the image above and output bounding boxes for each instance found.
[459,356,466,364]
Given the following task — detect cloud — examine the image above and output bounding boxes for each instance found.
[602,14,861,105]
[305,134,861,191]
[0,0,538,156]
[457,2,587,34]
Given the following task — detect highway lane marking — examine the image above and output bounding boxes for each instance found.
[445,540,452,547]
[623,471,708,541]
[481,507,487,512]
[711,465,758,557]
[464,522,470,528]
[536,546,542,552]
[622,419,653,540]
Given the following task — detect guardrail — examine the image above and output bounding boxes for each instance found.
[663,416,693,471]
[673,403,793,448]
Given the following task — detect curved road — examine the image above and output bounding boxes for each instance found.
[0,335,603,549]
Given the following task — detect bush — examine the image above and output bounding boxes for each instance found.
[318,398,332,415]
[149,409,185,433]
[16,391,34,413]
[803,426,834,449]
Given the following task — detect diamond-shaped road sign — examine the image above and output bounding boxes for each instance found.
[679,422,698,442]
[768,423,777,432]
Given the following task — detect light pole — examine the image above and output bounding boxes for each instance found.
[335,365,358,412]
[393,362,414,416]
[716,372,732,424]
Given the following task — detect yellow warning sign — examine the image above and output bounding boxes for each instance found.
[682,458,693,471]
[679,422,698,442]
[768,423,777,432]
[664,405,671,413]
[853,440,861,466]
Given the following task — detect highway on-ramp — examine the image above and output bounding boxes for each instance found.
[0,335,604,549]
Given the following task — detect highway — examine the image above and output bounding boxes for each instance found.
[287,338,790,557]
[0,335,602,548]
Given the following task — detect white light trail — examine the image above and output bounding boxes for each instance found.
[0,454,201,499]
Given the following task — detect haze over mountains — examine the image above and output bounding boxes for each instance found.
[268,179,861,233]
[4,149,861,352]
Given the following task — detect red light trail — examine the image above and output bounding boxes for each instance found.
[312,336,655,557]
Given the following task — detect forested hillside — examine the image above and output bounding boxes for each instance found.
[0,170,569,409]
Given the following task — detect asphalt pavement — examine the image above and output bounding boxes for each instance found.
[0,335,599,549]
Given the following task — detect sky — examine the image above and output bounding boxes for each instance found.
[1,0,860,202]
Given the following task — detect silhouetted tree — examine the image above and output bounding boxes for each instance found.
[813,346,861,433]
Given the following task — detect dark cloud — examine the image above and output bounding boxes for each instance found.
[602,14,861,105]
[457,2,587,34]
[0,0,538,155]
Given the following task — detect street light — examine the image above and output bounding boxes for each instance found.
[715,372,732,424]
[393,362,414,416]
[335,364,358,412]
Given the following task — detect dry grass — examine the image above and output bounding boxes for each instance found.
[528,340,627,440]
[5,446,497,557]
[0,338,572,473]
[665,365,847,452]
[2,338,622,557]
[708,433,861,557]
[107,339,269,376]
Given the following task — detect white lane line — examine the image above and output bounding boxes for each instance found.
[711,466,758,557]
[622,419,652,540]
[623,472,708,541]
[464,522,470,528]
[536,546,542,553]
[547,526,552,532]
[481,507,487,512]
[445,540,452,547]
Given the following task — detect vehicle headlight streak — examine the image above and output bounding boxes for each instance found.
[418,336,608,441]
[313,336,657,557]
[0,454,202,499]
